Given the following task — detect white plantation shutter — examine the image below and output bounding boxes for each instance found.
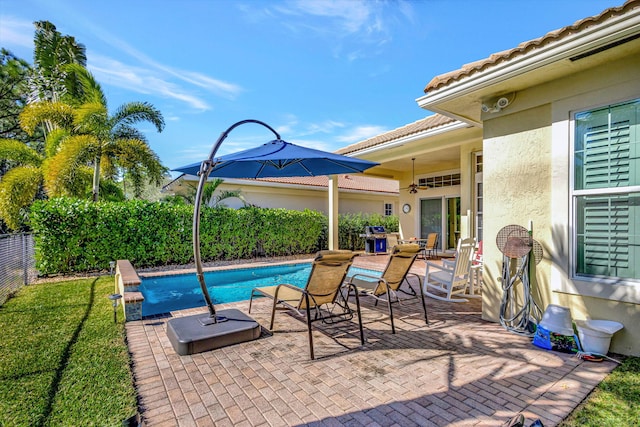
[577,194,634,277]
[574,100,639,281]
[581,122,631,189]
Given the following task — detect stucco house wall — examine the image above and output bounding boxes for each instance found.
[217,181,397,215]
[481,54,640,355]
[166,176,398,216]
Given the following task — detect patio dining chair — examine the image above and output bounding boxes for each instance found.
[424,237,476,302]
[422,232,439,259]
[344,243,428,334]
[248,250,364,360]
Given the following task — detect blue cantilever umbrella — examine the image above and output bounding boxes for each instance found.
[173,139,379,178]
[171,120,379,328]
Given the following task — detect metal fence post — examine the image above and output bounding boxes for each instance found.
[22,233,27,285]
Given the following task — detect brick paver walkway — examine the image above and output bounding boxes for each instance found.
[126,256,616,426]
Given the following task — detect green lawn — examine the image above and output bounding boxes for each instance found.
[559,356,640,427]
[0,277,638,426]
[0,277,137,426]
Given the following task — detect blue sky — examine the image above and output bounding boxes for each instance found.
[0,0,618,174]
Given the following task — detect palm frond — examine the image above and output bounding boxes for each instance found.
[202,179,223,205]
[19,101,74,135]
[0,165,43,230]
[214,190,248,207]
[112,102,165,133]
[43,134,95,197]
[62,63,106,106]
[113,138,167,195]
[112,124,146,141]
[73,101,109,135]
[0,139,43,167]
[43,127,69,158]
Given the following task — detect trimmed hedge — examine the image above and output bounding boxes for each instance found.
[29,198,398,275]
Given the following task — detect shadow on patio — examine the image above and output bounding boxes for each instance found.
[126,259,616,427]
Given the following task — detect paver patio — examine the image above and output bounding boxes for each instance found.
[126,255,617,427]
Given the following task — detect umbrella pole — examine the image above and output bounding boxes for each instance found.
[193,169,218,321]
[192,120,281,322]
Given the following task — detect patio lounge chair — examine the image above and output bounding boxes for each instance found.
[248,250,364,360]
[344,243,428,334]
[424,237,476,302]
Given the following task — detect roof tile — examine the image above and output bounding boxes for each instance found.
[424,0,640,93]
[336,114,456,155]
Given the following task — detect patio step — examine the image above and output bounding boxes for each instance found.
[115,260,144,321]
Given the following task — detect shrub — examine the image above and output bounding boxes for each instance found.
[30,198,398,275]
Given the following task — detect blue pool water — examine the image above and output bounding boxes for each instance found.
[140,263,381,316]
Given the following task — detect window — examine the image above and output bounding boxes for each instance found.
[419,173,460,188]
[475,153,483,242]
[384,203,393,216]
[572,99,640,282]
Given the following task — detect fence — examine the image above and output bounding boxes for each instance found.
[0,233,36,306]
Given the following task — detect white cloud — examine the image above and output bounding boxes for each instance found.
[283,0,373,34]
[88,55,212,111]
[336,125,388,143]
[0,17,33,48]
[179,71,243,98]
[304,120,345,135]
[72,18,243,111]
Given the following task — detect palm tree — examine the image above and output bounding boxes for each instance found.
[202,178,247,207]
[164,177,247,207]
[28,20,86,106]
[20,64,166,201]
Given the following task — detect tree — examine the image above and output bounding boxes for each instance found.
[28,20,86,105]
[163,176,247,207]
[203,178,247,207]
[21,64,166,201]
[0,49,35,145]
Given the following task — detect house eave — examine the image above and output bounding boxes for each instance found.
[349,120,471,157]
[416,9,640,117]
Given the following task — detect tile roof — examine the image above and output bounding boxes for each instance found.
[254,174,398,193]
[424,0,640,93]
[335,114,457,155]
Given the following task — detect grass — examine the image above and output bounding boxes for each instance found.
[0,277,638,426]
[0,276,137,426]
[559,356,640,427]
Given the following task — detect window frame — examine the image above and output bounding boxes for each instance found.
[569,98,640,287]
[384,202,393,217]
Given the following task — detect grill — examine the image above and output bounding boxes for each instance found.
[360,226,387,254]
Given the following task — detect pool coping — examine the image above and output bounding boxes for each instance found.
[138,257,315,278]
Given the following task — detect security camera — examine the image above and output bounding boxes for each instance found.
[496,97,510,109]
[481,103,491,113]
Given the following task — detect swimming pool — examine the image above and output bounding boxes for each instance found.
[140,263,381,316]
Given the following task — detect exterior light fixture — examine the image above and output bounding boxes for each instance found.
[481,93,515,114]
[109,260,116,275]
[108,293,122,324]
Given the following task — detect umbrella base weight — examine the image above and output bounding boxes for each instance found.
[166,308,261,355]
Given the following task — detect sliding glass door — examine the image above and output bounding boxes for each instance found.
[420,196,461,252]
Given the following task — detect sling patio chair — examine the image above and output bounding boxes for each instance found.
[344,243,428,334]
[424,237,476,302]
[248,250,364,360]
[423,232,439,259]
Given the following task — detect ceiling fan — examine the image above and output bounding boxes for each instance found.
[402,158,429,194]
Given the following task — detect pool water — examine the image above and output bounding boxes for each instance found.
[140,263,381,316]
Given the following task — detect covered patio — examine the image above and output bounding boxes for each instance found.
[126,256,616,427]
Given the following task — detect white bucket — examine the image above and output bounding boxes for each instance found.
[539,304,574,336]
[575,319,624,355]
